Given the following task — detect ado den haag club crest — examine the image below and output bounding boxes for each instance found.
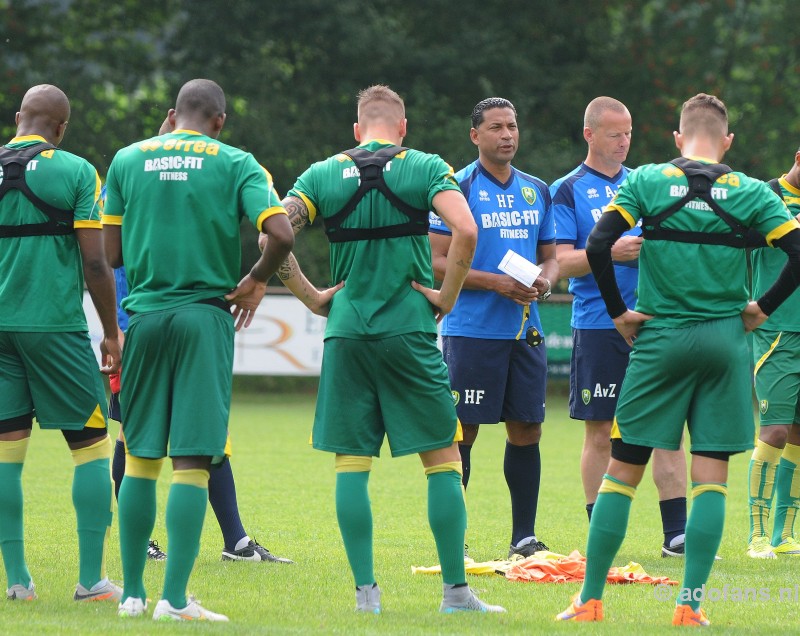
[521,186,536,206]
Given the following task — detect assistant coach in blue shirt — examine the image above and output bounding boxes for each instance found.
[550,96,687,558]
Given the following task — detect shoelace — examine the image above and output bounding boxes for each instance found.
[250,538,272,554]
[149,541,167,556]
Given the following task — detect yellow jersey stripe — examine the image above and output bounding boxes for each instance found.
[74,220,102,229]
[606,205,636,229]
[102,214,123,226]
[765,219,800,246]
[296,191,317,224]
[254,205,287,233]
[779,175,800,197]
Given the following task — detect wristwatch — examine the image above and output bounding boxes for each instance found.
[539,278,552,301]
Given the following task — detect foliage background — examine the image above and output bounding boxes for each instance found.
[3,0,799,282]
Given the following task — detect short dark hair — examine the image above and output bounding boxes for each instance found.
[175,79,226,120]
[679,93,728,137]
[471,97,516,129]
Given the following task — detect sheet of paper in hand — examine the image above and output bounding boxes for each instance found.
[498,249,542,287]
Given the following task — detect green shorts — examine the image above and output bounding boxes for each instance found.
[614,316,754,453]
[754,330,800,426]
[313,333,459,457]
[0,331,107,430]
[120,303,233,459]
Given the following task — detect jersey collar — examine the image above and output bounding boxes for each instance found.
[779,174,800,196]
[171,129,202,136]
[9,134,47,144]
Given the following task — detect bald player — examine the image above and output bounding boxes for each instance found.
[0,85,122,602]
[104,79,293,622]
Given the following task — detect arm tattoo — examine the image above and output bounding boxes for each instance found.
[282,196,310,235]
[456,248,475,270]
[278,253,299,281]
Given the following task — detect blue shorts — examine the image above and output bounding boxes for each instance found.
[109,391,122,422]
[442,336,546,425]
[569,328,630,421]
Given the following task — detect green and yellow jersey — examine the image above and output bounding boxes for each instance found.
[103,129,285,314]
[607,158,797,328]
[751,175,800,332]
[288,140,461,339]
[0,135,102,332]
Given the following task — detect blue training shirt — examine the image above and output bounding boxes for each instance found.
[550,163,639,329]
[429,159,555,339]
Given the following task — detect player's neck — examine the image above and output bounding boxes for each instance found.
[584,155,622,179]
[679,139,725,163]
[479,157,513,183]
[359,135,402,146]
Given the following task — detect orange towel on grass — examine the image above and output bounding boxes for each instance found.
[412,549,678,585]
[505,550,678,585]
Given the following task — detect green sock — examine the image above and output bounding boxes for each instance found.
[162,483,208,609]
[580,477,634,603]
[335,471,374,587]
[427,470,467,585]
[119,475,157,601]
[680,485,726,611]
[748,441,780,542]
[0,462,31,588]
[773,448,800,544]
[73,458,113,589]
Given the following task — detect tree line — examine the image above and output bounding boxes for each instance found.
[3,0,798,283]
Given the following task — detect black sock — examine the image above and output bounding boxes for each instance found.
[504,441,541,546]
[660,496,687,546]
[111,439,126,501]
[459,444,472,489]
[209,461,247,551]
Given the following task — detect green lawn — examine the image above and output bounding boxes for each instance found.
[6,390,795,634]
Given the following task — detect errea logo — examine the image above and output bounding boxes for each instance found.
[479,189,490,202]
[587,188,599,199]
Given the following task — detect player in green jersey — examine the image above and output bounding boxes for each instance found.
[557,93,800,627]
[104,79,294,622]
[0,84,122,603]
[748,154,800,558]
[262,85,504,614]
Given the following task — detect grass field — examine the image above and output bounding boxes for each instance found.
[6,389,797,634]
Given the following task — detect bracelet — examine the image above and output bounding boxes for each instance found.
[539,278,552,301]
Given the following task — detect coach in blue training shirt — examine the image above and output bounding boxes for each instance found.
[550,96,687,557]
[429,97,558,559]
